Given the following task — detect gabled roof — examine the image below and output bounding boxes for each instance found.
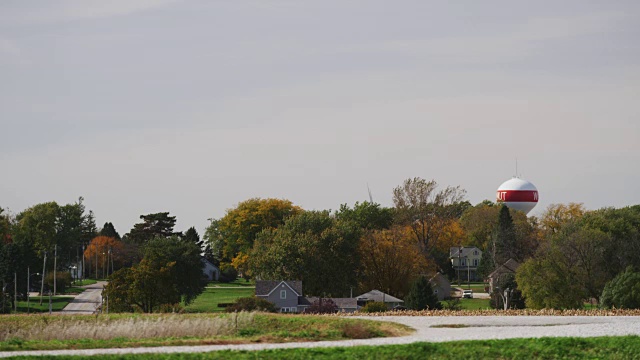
[449,246,482,258]
[487,259,521,279]
[356,290,403,303]
[429,272,450,287]
[255,280,303,296]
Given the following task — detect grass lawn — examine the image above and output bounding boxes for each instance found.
[74,279,97,286]
[207,279,255,287]
[453,282,487,292]
[458,298,491,310]
[184,287,255,313]
[14,296,73,313]
[0,313,410,351]
[35,336,639,359]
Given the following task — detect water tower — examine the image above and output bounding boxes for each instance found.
[496,177,539,215]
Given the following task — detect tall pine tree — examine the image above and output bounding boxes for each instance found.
[492,205,517,266]
[99,222,121,240]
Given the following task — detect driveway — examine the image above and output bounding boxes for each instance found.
[2,315,640,357]
[59,281,106,315]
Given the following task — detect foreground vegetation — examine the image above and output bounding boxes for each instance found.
[0,313,410,351]
[5,336,639,359]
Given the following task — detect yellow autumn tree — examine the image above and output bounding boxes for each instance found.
[358,226,429,298]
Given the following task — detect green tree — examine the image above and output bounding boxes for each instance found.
[335,202,394,231]
[124,212,177,245]
[99,222,121,240]
[249,211,360,297]
[404,276,441,310]
[182,227,203,248]
[104,235,206,312]
[601,267,640,309]
[207,198,302,262]
[492,205,517,266]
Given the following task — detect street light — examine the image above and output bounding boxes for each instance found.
[27,267,40,314]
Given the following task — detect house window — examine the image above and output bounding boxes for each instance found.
[280,290,286,299]
[461,259,466,266]
[474,259,479,266]
[474,250,478,255]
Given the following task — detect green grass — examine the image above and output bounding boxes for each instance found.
[14,296,72,313]
[458,298,491,310]
[207,279,255,287]
[74,279,97,286]
[184,287,256,313]
[0,313,410,352]
[7,336,640,359]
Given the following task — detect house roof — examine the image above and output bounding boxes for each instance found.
[356,290,403,303]
[449,246,482,258]
[301,297,358,309]
[487,259,521,279]
[429,273,450,287]
[255,280,303,296]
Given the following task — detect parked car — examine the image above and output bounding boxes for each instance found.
[462,290,473,299]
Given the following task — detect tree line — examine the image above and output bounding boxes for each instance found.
[2,177,640,312]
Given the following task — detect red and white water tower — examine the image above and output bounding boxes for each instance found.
[496,177,539,215]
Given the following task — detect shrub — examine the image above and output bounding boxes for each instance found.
[45,271,72,294]
[360,301,388,313]
[601,267,640,309]
[305,298,338,314]
[342,323,375,339]
[442,298,461,311]
[226,296,276,312]
[405,276,442,310]
[219,265,238,283]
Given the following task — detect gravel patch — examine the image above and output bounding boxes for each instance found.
[2,316,640,357]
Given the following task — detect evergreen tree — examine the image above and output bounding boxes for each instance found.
[404,276,441,310]
[125,212,177,244]
[182,227,203,248]
[99,222,121,240]
[492,205,517,266]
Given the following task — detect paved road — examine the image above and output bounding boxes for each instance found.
[59,281,106,315]
[2,315,640,357]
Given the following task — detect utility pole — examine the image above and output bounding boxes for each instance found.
[53,245,57,295]
[14,272,17,313]
[27,267,30,314]
[40,251,47,305]
[82,243,85,282]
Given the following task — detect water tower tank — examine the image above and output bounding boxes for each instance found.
[496,178,539,214]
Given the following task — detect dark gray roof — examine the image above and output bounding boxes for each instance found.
[356,290,403,303]
[302,297,357,309]
[255,280,302,296]
[449,246,482,258]
[487,259,521,279]
[429,272,450,287]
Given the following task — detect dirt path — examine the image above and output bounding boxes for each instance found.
[59,281,107,315]
[2,315,640,357]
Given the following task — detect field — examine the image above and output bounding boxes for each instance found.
[0,313,410,351]
[23,336,636,359]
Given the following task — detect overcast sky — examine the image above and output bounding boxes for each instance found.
[1,0,639,236]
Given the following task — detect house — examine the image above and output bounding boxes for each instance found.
[202,258,220,281]
[450,246,483,282]
[429,273,452,301]
[356,290,404,309]
[486,258,520,294]
[255,280,359,313]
